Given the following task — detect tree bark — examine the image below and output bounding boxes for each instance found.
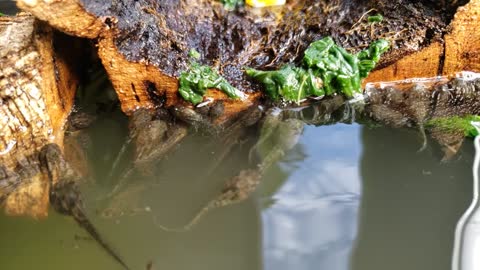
[16,0,478,117]
[366,0,480,83]
[0,13,79,218]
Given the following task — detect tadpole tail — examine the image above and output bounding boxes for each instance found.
[153,200,215,232]
[72,208,131,270]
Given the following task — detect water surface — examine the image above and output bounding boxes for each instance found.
[0,121,473,270]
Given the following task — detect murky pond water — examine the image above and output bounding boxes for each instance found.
[0,116,473,270]
[1,1,478,268]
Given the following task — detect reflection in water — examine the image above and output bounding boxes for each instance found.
[260,124,363,270]
[0,119,474,270]
[352,127,472,270]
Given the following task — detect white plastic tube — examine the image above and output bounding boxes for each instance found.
[452,122,480,270]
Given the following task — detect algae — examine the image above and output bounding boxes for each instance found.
[426,115,480,138]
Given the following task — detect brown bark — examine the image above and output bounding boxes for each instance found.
[365,0,480,83]
[365,42,444,83]
[17,0,103,38]
[443,0,480,74]
[16,0,473,119]
[0,13,79,218]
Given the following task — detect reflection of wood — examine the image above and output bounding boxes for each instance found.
[365,74,480,160]
[0,14,79,217]
[366,0,480,83]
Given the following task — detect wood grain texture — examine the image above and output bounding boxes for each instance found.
[17,0,104,38]
[443,0,480,74]
[0,14,79,218]
[365,42,443,84]
[366,0,480,83]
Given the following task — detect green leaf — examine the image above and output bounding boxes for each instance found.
[246,66,325,103]
[188,49,201,60]
[220,0,244,10]
[179,62,243,105]
[368,14,383,23]
[247,37,389,101]
[304,37,334,68]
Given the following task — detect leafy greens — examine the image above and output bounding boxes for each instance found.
[246,37,390,103]
[179,62,245,105]
[220,0,244,10]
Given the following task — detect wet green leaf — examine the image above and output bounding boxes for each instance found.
[179,62,244,105]
[368,14,384,23]
[245,66,324,102]
[188,49,201,60]
[247,37,389,102]
[357,39,390,78]
[220,0,244,10]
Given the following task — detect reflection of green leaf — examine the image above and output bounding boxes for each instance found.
[179,62,243,105]
[0,12,4,17]
[426,115,480,138]
[247,37,389,102]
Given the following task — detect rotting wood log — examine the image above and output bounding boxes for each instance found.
[2,0,478,218]
[0,13,80,218]
[443,0,480,75]
[365,0,480,82]
[16,0,477,118]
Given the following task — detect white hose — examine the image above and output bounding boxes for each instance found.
[452,121,480,270]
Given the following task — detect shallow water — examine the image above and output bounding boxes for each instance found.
[0,119,473,270]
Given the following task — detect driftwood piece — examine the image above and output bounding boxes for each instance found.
[0,13,79,217]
